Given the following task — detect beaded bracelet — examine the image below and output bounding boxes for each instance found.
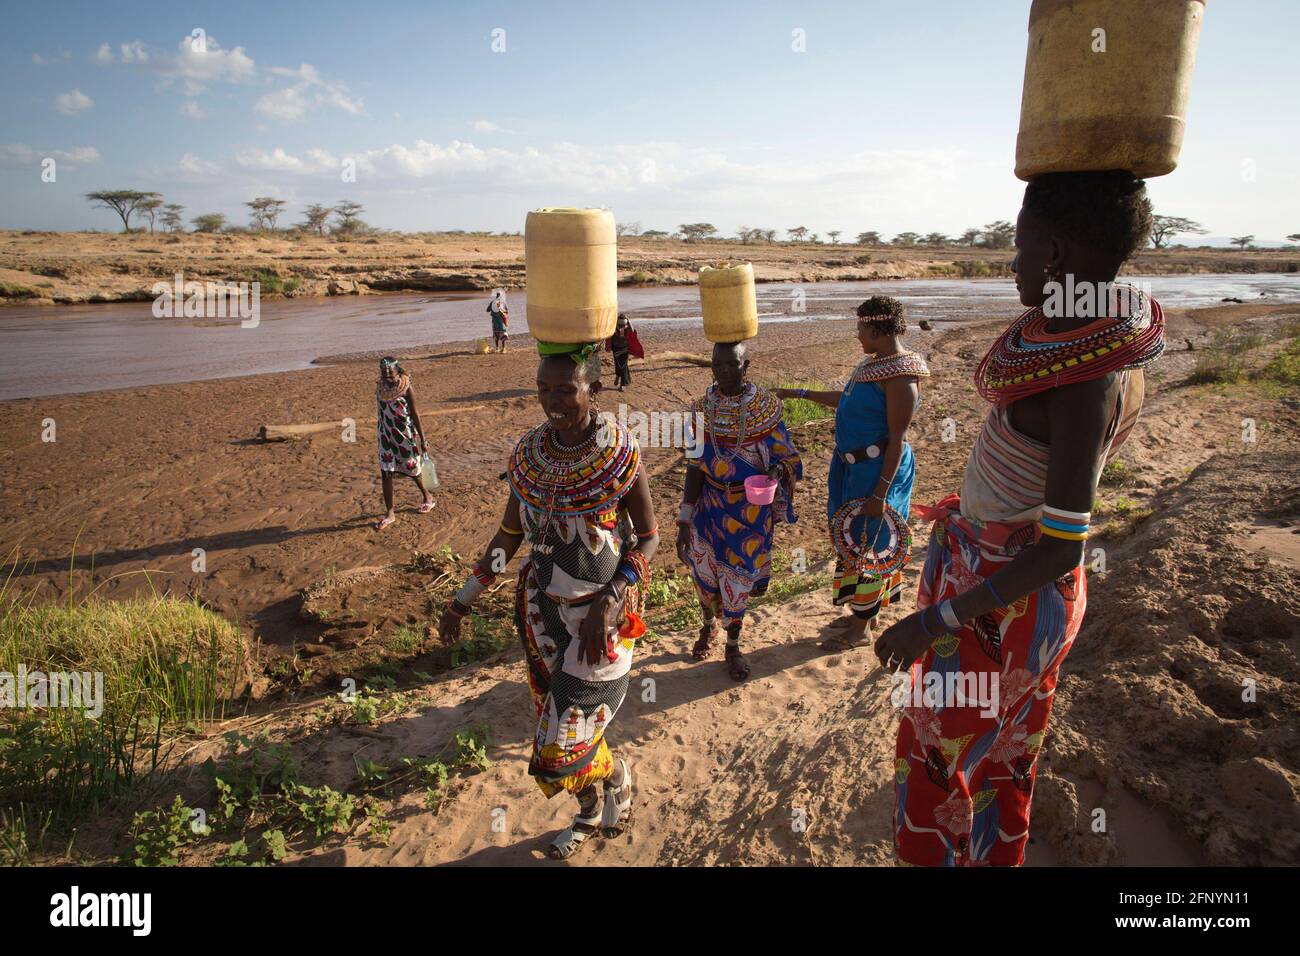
[446,598,470,619]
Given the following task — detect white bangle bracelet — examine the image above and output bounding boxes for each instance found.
[456,575,485,607]
[938,600,961,632]
[677,503,694,524]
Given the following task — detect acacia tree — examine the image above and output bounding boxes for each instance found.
[958,228,982,246]
[137,197,164,235]
[247,197,289,231]
[1150,215,1207,249]
[191,213,227,233]
[924,232,949,247]
[616,221,642,237]
[333,200,366,234]
[1230,235,1255,250]
[85,190,162,232]
[300,204,331,236]
[828,230,841,244]
[979,220,1015,249]
[161,203,185,232]
[787,226,809,242]
[678,223,717,242]
[892,232,920,247]
[1287,233,1300,244]
[856,231,881,245]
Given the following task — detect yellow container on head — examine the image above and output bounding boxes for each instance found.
[524,207,619,344]
[1015,0,1205,181]
[699,262,758,344]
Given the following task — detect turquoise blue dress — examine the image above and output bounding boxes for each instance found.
[828,353,927,618]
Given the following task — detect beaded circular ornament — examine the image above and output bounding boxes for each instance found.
[829,500,912,577]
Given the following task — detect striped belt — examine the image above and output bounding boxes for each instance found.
[702,474,750,494]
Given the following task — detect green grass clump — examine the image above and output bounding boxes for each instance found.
[1,591,249,833]
[1187,329,1262,385]
[772,379,831,428]
[1255,334,1300,388]
[385,625,423,654]
[1100,458,1135,488]
[449,614,512,667]
[0,282,40,299]
[250,269,300,295]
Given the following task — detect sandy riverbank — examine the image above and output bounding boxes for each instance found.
[3,229,1297,306]
[2,298,1297,866]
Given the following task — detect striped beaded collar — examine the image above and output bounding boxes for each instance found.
[507,415,640,516]
[850,351,930,384]
[695,381,784,447]
[976,285,1165,406]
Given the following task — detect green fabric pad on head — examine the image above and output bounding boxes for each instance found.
[536,340,600,364]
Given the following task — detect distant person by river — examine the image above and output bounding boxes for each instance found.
[605,313,644,390]
[487,290,510,353]
[375,356,434,530]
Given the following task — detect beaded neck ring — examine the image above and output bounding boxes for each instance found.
[507,414,640,531]
[976,286,1165,406]
[698,382,784,463]
[851,351,931,384]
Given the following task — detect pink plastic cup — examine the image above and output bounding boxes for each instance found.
[744,475,778,506]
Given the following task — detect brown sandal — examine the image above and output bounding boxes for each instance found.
[725,644,750,681]
[691,623,716,661]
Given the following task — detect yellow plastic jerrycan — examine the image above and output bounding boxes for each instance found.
[524,207,618,344]
[699,262,758,344]
[1015,0,1205,181]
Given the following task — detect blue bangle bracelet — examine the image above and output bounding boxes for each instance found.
[985,579,1007,607]
[919,606,939,638]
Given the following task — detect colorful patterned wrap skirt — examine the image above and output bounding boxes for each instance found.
[516,550,648,798]
[893,492,1086,866]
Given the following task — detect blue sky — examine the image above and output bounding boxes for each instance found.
[2,0,1297,241]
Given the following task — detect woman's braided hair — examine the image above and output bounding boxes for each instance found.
[856,295,907,335]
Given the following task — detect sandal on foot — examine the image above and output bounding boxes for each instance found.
[725,645,750,681]
[546,805,602,861]
[601,759,633,838]
[376,515,397,531]
[417,500,435,514]
[819,628,870,652]
[690,624,717,661]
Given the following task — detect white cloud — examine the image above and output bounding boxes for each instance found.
[235,146,337,173]
[179,100,207,120]
[471,119,515,134]
[54,89,94,115]
[93,42,114,65]
[0,144,101,169]
[158,35,257,94]
[256,63,362,121]
[164,137,982,235]
[177,152,222,178]
[120,40,149,64]
[254,85,310,121]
